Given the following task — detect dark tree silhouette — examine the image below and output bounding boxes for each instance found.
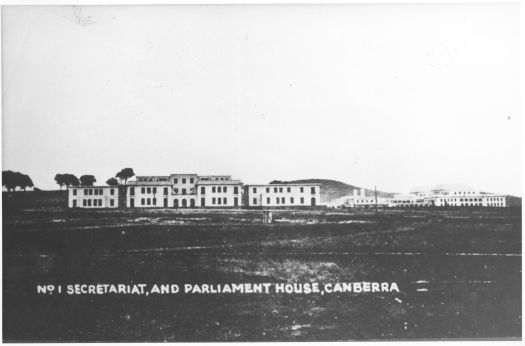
[63,174,80,188]
[19,174,34,191]
[106,177,118,186]
[3,171,34,192]
[3,171,18,192]
[80,175,96,187]
[55,174,66,190]
[116,168,135,185]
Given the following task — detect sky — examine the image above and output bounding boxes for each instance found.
[1,4,521,195]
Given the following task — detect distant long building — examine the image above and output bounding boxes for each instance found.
[68,173,320,209]
[328,184,507,208]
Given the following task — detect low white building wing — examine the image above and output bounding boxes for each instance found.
[68,186,119,208]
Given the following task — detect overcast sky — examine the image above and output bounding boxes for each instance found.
[2,4,521,195]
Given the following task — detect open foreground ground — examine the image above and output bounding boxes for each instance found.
[2,191,522,341]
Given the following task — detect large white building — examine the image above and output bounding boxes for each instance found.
[243,183,321,208]
[68,186,119,208]
[125,174,243,208]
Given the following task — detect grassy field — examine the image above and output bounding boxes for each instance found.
[2,191,522,341]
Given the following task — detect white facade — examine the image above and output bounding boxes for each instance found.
[126,174,243,208]
[68,186,118,208]
[244,184,321,207]
[388,194,429,207]
[127,182,172,208]
[197,180,243,207]
[427,194,506,207]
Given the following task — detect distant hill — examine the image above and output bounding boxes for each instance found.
[269,179,395,203]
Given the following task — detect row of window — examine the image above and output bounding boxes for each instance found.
[73,188,115,196]
[251,187,316,194]
[252,197,306,205]
[138,177,169,182]
[209,186,239,194]
[173,177,195,184]
[80,199,115,207]
[440,197,504,203]
[141,198,157,206]
[130,187,170,195]
[211,197,229,205]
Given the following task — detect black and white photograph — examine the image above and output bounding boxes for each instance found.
[1,1,522,342]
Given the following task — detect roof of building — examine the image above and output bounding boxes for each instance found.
[245,183,321,187]
[196,180,243,186]
[70,185,117,189]
[128,181,172,186]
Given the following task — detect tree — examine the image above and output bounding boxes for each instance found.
[55,174,66,190]
[3,171,34,192]
[3,171,18,192]
[80,175,96,186]
[62,174,79,188]
[18,174,34,191]
[106,177,118,186]
[116,168,135,185]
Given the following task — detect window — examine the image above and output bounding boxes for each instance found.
[291,197,294,204]
[217,186,221,193]
[87,199,92,206]
[153,187,157,194]
[301,197,304,204]
[253,198,257,204]
[212,187,216,193]
[234,187,238,194]
[223,198,227,204]
[174,188,179,194]
[223,187,227,193]
[287,187,291,193]
[147,198,151,205]
[274,187,278,193]
[147,187,151,194]
[266,187,270,193]
[190,178,194,183]
[218,198,222,205]
[88,189,92,195]
[311,187,316,194]
[174,178,178,184]
[153,198,157,205]
[99,189,103,195]
[281,197,285,204]
[276,197,280,204]
[83,200,87,206]
[141,187,145,194]
[164,187,168,195]
[141,198,145,205]
[279,187,283,193]
[300,187,304,193]
[73,189,77,195]
[94,189,98,196]
[110,199,114,206]
[84,189,88,195]
[253,187,257,193]
[182,188,186,195]
[110,189,114,195]
[201,186,205,194]
[182,178,186,184]
[267,197,270,204]
[212,198,216,204]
